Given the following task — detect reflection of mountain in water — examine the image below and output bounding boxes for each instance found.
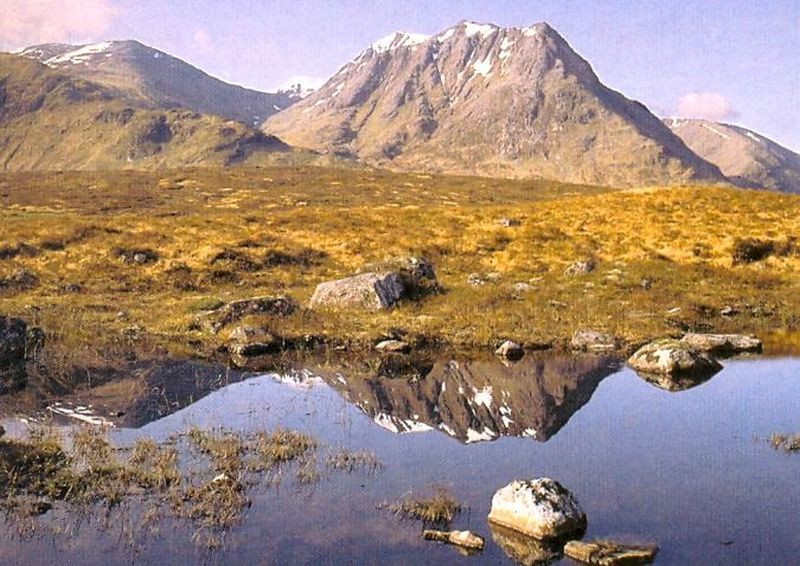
[44,361,248,429]
[319,354,620,444]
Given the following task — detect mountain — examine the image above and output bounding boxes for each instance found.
[665,118,800,194]
[0,54,312,171]
[263,21,725,187]
[17,40,298,127]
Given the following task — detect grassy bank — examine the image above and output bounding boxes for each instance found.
[1,166,799,379]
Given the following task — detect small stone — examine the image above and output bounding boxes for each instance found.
[640,277,653,290]
[467,273,485,286]
[720,306,739,317]
[498,218,521,227]
[680,333,762,356]
[564,260,595,276]
[571,330,618,352]
[375,339,411,354]
[512,282,533,293]
[564,540,659,565]
[496,340,524,361]
[488,478,587,540]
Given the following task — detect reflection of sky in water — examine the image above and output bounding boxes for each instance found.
[2,357,799,565]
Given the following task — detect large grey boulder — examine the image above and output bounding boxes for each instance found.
[310,272,405,311]
[570,330,618,352]
[488,478,587,540]
[627,338,723,379]
[681,333,762,357]
[0,316,27,393]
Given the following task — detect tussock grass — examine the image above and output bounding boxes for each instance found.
[0,425,382,550]
[1,167,800,370]
[389,486,462,526]
[769,433,800,453]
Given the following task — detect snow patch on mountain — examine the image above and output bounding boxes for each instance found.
[463,22,497,39]
[473,54,494,77]
[45,41,115,66]
[371,31,430,54]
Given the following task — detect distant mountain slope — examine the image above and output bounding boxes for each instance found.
[0,55,311,171]
[264,21,725,187]
[17,40,298,127]
[665,118,800,194]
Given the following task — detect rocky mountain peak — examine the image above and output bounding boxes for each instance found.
[265,20,723,186]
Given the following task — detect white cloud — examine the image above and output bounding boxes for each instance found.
[0,0,118,50]
[192,28,212,51]
[676,92,739,121]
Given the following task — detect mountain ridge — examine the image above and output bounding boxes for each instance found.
[0,54,321,171]
[263,20,726,187]
[665,118,800,194]
[17,40,299,127]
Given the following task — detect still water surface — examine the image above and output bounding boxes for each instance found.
[1,354,798,565]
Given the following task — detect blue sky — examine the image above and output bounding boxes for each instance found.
[2,0,798,150]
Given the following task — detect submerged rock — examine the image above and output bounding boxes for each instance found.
[375,340,411,354]
[488,478,587,540]
[423,529,485,552]
[310,272,405,311]
[563,540,659,565]
[0,316,27,394]
[627,339,722,379]
[496,340,525,361]
[570,330,618,352]
[489,521,563,564]
[680,333,762,357]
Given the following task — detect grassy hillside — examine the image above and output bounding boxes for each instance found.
[0,55,321,171]
[1,167,799,381]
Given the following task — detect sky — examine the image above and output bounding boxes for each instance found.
[1,0,798,151]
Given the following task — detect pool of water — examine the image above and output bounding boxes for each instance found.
[1,353,798,564]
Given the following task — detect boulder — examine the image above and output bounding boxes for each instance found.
[627,339,722,379]
[680,333,762,356]
[488,478,587,540]
[496,340,525,361]
[228,326,280,367]
[375,340,411,354]
[563,540,659,565]
[396,256,437,294]
[310,272,405,311]
[0,316,28,393]
[205,295,298,332]
[570,330,618,352]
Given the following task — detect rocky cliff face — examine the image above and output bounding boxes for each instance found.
[666,118,800,194]
[264,21,725,187]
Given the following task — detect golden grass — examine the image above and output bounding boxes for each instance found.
[1,166,799,371]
